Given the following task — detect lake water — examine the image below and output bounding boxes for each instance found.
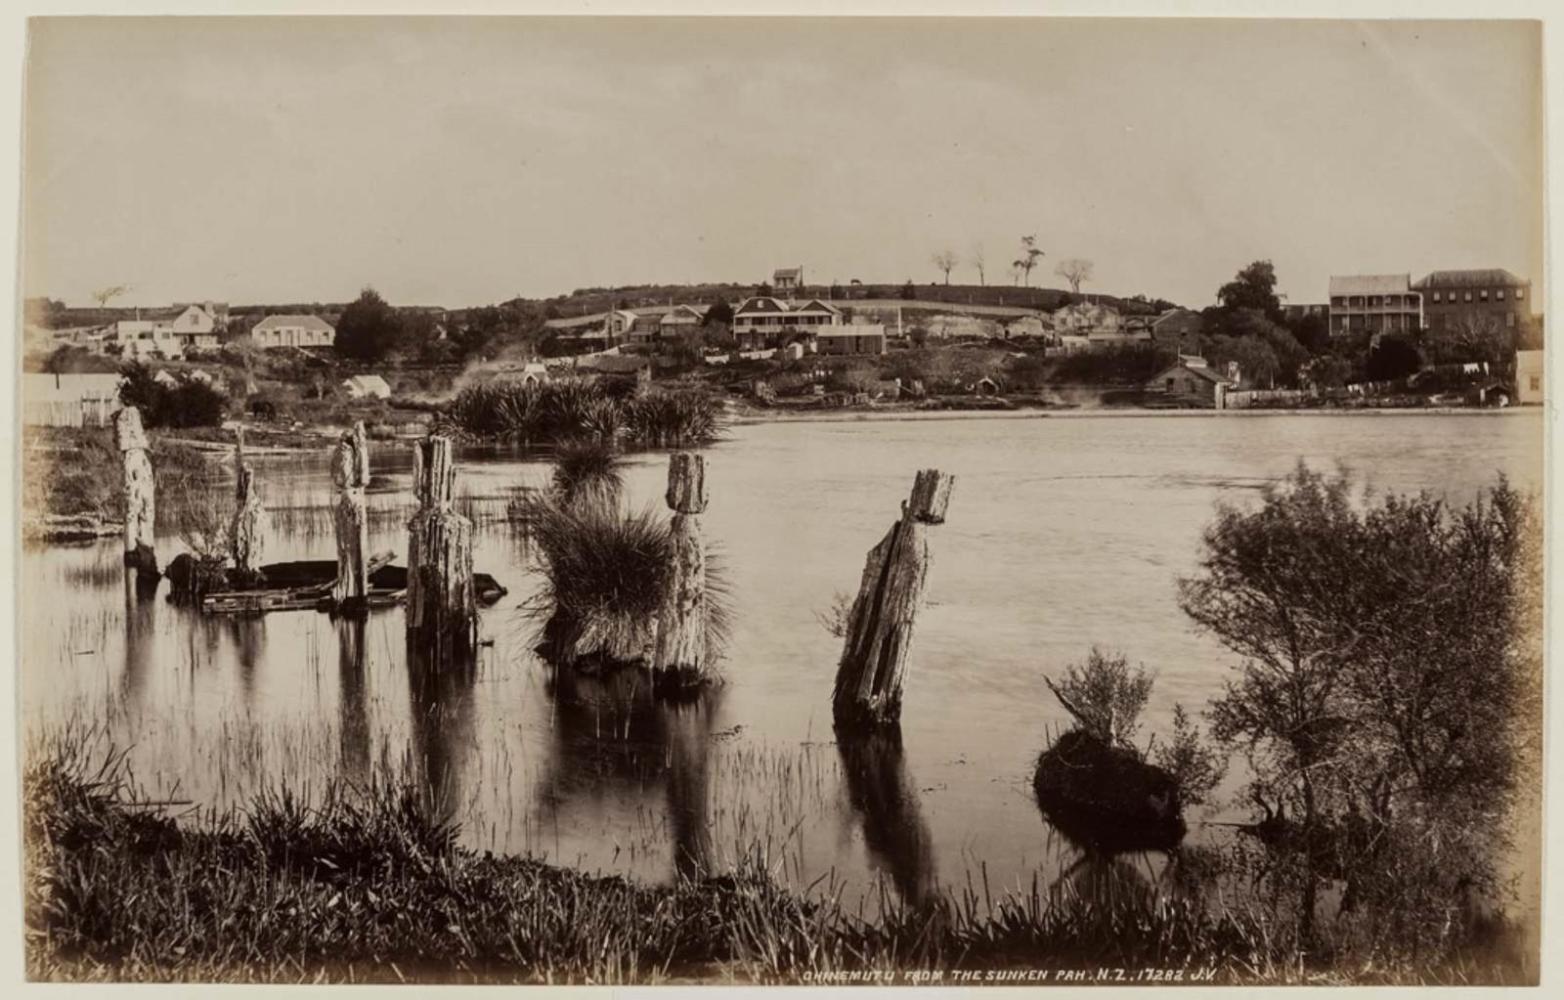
[21,411,1545,910]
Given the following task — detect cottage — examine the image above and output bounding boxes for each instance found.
[773,266,804,295]
[1145,356,1232,408]
[814,324,886,356]
[1053,301,1122,335]
[23,372,124,427]
[253,314,336,349]
[1002,315,1050,340]
[657,305,705,339]
[169,303,224,351]
[342,374,392,400]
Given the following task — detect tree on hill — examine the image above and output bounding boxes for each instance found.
[1215,260,1283,321]
[931,250,958,285]
[970,244,986,286]
[1054,258,1094,295]
[1013,235,1045,287]
[335,287,405,362]
[900,279,916,300]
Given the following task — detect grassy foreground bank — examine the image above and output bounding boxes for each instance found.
[23,735,1532,986]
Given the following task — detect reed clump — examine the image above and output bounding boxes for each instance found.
[450,380,721,448]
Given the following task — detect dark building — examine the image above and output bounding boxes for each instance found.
[1413,269,1531,333]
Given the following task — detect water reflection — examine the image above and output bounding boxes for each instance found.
[542,668,718,881]
[119,590,157,730]
[224,617,268,711]
[337,618,370,786]
[406,645,477,828]
[837,731,936,907]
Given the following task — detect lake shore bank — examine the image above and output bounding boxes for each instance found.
[24,738,1531,987]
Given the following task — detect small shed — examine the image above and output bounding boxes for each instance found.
[342,374,393,400]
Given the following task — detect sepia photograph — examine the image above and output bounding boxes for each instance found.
[5,6,1555,990]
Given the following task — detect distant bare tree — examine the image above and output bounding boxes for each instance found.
[931,250,958,285]
[1012,235,1044,287]
[91,284,132,309]
[1055,258,1095,295]
[971,244,987,286]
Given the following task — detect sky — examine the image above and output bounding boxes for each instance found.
[20,17,1544,310]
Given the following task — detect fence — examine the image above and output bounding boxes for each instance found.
[23,396,120,428]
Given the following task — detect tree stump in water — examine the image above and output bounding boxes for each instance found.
[331,422,371,615]
[114,405,159,593]
[833,469,954,730]
[406,436,475,662]
[652,452,709,685]
[229,428,267,589]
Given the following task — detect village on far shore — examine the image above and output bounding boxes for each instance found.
[20,254,1547,442]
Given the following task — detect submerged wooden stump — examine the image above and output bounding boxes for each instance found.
[229,428,267,589]
[406,436,476,661]
[652,452,710,684]
[331,422,371,615]
[832,469,954,730]
[114,405,159,592]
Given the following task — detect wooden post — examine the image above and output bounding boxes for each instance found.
[406,436,475,660]
[331,421,371,614]
[114,405,159,592]
[229,427,267,588]
[832,469,954,729]
[652,452,709,683]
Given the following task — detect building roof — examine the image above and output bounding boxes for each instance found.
[773,266,802,281]
[735,296,840,317]
[255,314,335,332]
[1329,274,1412,296]
[1412,269,1527,289]
[343,374,391,391]
[1150,359,1228,385]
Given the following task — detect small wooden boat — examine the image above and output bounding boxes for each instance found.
[200,552,509,615]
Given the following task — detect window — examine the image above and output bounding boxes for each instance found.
[1507,313,1516,329]
[1531,376,1542,391]
[1432,291,1441,303]
[1464,292,1473,302]
[1517,288,1526,300]
[1497,289,1505,301]
[1480,289,1489,301]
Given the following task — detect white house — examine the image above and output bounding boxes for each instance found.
[169,303,223,350]
[114,320,183,360]
[342,374,392,400]
[732,297,841,349]
[253,314,336,349]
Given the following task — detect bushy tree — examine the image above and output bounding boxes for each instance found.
[1365,334,1421,382]
[1216,260,1283,320]
[1180,465,1539,947]
[702,299,734,327]
[1046,648,1154,747]
[335,287,405,361]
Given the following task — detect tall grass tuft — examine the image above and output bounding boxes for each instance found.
[550,438,624,508]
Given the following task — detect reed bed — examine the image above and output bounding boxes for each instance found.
[24,727,1533,985]
[450,380,722,448]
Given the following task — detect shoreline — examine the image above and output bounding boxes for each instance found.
[729,404,1544,426]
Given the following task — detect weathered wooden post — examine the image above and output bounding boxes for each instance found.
[114,405,159,593]
[229,427,267,588]
[331,421,371,614]
[406,435,475,660]
[652,452,709,684]
[832,469,954,729]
